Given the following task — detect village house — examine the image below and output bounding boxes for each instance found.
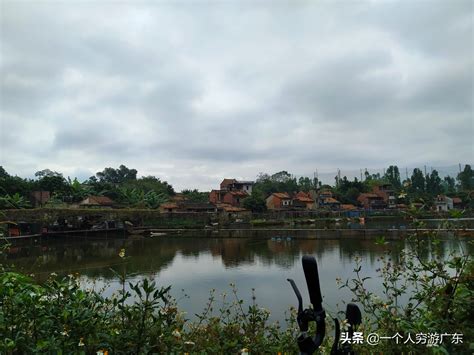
[209,178,254,207]
[372,184,396,208]
[30,191,51,207]
[316,190,341,210]
[357,193,386,210]
[79,196,115,208]
[452,197,463,209]
[434,195,453,212]
[220,179,254,193]
[266,192,292,210]
[159,202,179,213]
[292,191,315,209]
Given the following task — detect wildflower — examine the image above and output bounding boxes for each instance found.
[118,248,126,258]
[184,341,195,346]
[96,350,109,355]
[50,272,58,277]
[78,338,85,347]
[61,330,69,337]
[172,329,181,339]
[241,348,249,355]
[340,319,349,331]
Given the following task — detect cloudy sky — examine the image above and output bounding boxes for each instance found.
[1,1,472,190]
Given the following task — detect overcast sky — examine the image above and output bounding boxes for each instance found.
[1,1,472,191]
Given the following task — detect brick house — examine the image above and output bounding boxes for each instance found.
[30,191,51,207]
[357,193,386,209]
[373,184,396,208]
[209,178,254,207]
[292,191,315,209]
[266,192,292,209]
[220,179,254,194]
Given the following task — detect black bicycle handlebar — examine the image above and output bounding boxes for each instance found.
[288,255,362,355]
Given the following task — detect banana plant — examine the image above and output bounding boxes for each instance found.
[0,193,31,209]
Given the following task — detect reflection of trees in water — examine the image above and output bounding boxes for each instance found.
[6,233,469,282]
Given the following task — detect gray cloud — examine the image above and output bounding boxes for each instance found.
[1,1,472,190]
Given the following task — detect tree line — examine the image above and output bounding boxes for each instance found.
[1,164,473,210]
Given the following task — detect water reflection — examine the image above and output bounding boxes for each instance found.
[4,233,470,323]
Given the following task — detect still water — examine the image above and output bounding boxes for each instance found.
[4,233,468,323]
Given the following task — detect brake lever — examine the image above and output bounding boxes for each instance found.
[287,256,326,355]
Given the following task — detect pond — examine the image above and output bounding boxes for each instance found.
[3,232,469,324]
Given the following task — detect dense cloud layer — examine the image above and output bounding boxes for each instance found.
[1,1,472,190]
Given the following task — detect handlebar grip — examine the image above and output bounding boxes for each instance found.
[302,255,323,311]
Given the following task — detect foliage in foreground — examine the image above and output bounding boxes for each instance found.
[339,229,473,354]
[0,272,299,354]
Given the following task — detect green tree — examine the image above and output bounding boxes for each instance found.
[442,176,456,194]
[457,164,474,191]
[95,165,138,184]
[33,170,70,197]
[384,165,401,190]
[409,168,425,196]
[425,169,442,196]
[181,189,208,203]
[297,177,318,192]
[0,193,31,209]
[242,193,267,212]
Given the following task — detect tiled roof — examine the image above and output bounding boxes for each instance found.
[229,191,248,197]
[273,192,290,199]
[452,197,462,204]
[221,206,247,212]
[341,204,356,210]
[324,197,340,204]
[81,196,114,205]
[160,203,178,209]
[296,197,314,202]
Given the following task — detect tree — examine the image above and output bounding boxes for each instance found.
[95,165,138,184]
[457,164,474,191]
[442,176,456,194]
[384,166,401,190]
[425,169,443,196]
[242,193,267,212]
[409,168,425,195]
[35,169,62,178]
[0,193,31,209]
[181,189,208,203]
[36,175,70,196]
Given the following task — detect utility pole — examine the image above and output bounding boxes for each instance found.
[424,165,427,176]
[405,167,408,180]
[360,168,363,181]
[459,163,462,173]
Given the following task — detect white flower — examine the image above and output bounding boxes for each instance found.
[240,348,249,355]
[78,338,85,346]
[184,341,195,346]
